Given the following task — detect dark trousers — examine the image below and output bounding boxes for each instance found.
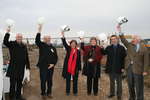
[109,73,122,98]
[9,77,23,98]
[40,68,54,95]
[66,73,78,94]
[127,65,144,100]
[87,76,99,95]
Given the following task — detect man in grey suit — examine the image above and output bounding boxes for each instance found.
[117,25,149,100]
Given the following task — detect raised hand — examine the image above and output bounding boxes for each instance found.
[61,32,65,37]
[6,26,11,33]
[116,24,122,33]
[38,24,42,33]
[79,37,84,42]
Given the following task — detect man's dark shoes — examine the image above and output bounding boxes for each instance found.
[117,96,122,100]
[73,93,78,96]
[94,93,98,96]
[108,94,115,98]
[16,96,26,100]
[47,93,53,99]
[87,92,91,96]
[66,93,70,96]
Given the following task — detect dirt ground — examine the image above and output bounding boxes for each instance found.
[3,48,150,100]
[5,68,150,100]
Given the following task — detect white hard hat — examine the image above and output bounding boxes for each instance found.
[37,17,45,25]
[60,25,70,32]
[77,31,85,38]
[117,16,128,25]
[97,33,108,41]
[6,19,15,27]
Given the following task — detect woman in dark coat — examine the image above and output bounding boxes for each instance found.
[80,37,103,96]
[61,32,81,96]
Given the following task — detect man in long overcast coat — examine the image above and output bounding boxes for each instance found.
[3,26,30,100]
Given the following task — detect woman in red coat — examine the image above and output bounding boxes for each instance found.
[81,37,103,96]
[61,32,81,96]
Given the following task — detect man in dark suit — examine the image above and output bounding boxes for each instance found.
[104,35,126,100]
[35,25,58,98]
[3,26,30,100]
[117,25,149,100]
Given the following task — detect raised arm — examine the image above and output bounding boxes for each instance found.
[60,32,70,51]
[119,33,129,47]
[3,27,13,48]
[80,38,85,51]
[116,24,129,47]
[35,25,43,47]
[35,33,43,47]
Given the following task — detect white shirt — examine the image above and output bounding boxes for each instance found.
[136,43,140,52]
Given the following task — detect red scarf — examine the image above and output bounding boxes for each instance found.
[68,48,77,75]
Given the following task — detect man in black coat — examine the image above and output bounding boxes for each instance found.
[104,35,126,100]
[35,25,58,98]
[3,27,30,100]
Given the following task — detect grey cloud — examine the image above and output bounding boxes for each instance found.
[0,0,150,39]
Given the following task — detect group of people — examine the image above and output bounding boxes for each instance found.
[1,24,149,100]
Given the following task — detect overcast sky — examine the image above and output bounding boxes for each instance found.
[0,0,150,38]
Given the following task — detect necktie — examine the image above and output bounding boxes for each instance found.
[113,45,117,53]
[134,45,137,52]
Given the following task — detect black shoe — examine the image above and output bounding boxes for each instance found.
[108,94,115,98]
[41,95,46,100]
[9,94,16,100]
[87,92,91,96]
[94,93,98,96]
[117,96,122,100]
[41,92,46,96]
[47,93,53,98]
[66,93,70,96]
[47,95,53,99]
[73,93,78,96]
[16,96,26,100]
[10,97,16,100]
[129,97,135,100]
[9,96,16,100]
